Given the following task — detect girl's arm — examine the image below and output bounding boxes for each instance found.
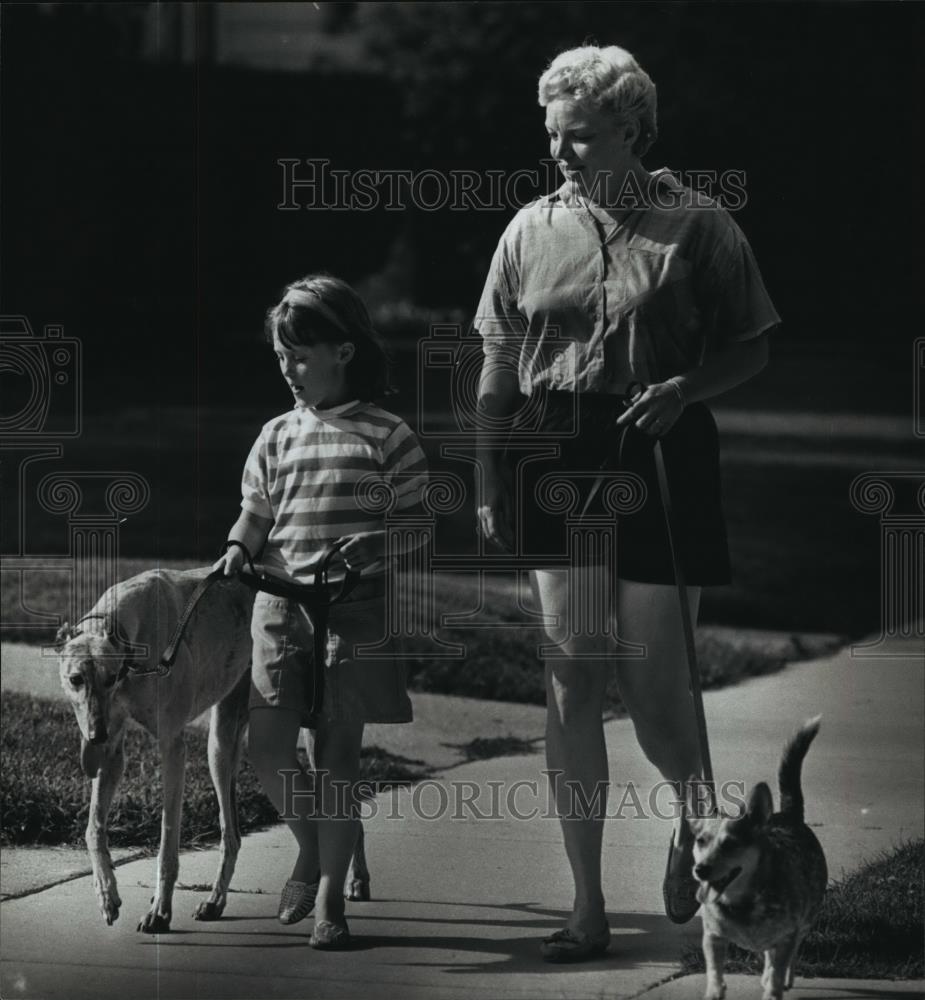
[212,510,274,575]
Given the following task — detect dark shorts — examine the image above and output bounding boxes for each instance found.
[511,393,732,586]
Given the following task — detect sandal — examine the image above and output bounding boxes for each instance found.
[278,877,319,925]
[310,918,351,950]
[540,925,611,963]
[663,829,700,924]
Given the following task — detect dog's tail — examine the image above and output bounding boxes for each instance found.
[778,715,821,823]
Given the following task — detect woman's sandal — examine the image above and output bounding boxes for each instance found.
[278,876,320,925]
[663,830,700,924]
[539,926,611,963]
[309,919,351,950]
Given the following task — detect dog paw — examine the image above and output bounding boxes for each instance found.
[193,900,226,921]
[137,911,172,934]
[96,887,121,925]
[344,878,370,902]
[703,977,726,1000]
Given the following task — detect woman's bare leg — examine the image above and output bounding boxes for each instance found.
[613,581,702,843]
[533,566,614,937]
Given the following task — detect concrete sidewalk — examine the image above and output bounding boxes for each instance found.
[1,637,922,999]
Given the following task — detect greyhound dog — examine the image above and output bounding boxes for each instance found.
[57,567,370,933]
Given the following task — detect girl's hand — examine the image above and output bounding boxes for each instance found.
[616,380,685,437]
[337,531,386,571]
[477,469,515,553]
[212,546,244,577]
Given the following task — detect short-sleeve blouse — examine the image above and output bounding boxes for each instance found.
[474,169,780,394]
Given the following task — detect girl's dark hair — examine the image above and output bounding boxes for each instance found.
[264,273,392,401]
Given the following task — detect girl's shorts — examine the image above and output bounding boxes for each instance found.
[514,393,732,586]
[248,579,413,727]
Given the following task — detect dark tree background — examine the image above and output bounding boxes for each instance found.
[4,2,923,408]
[2,2,923,633]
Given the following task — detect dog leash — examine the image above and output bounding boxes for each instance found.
[583,383,716,805]
[159,541,361,716]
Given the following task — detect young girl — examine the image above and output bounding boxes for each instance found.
[213,274,427,950]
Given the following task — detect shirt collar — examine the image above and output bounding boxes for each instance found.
[297,398,363,418]
[554,167,684,207]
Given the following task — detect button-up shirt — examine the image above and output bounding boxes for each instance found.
[475,169,780,394]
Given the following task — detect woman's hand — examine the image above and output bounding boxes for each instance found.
[477,468,515,552]
[337,531,386,571]
[616,380,685,437]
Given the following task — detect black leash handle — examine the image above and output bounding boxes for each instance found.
[233,540,362,716]
[159,540,363,719]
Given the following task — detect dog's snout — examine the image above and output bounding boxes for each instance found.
[694,863,711,880]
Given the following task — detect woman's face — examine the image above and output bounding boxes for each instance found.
[545,97,637,204]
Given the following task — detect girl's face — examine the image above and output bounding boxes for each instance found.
[272,331,354,409]
[545,97,638,205]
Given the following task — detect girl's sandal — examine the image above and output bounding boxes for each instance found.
[310,919,351,950]
[278,876,320,925]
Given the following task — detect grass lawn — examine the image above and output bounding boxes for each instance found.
[0,691,428,848]
[3,387,919,637]
[681,840,924,980]
[1,557,843,713]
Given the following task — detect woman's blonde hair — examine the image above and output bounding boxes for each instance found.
[538,45,658,157]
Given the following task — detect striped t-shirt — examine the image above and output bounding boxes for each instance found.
[241,400,428,583]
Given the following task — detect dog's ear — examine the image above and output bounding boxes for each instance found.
[745,782,773,827]
[55,621,75,646]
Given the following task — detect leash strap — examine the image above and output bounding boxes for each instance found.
[159,568,225,671]
[581,383,716,806]
[158,540,361,719]
[652,440,716,802]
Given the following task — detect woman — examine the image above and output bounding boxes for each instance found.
[474,44,778,961]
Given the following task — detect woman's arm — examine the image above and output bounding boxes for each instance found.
[671,334,769,404]
[475,362,523,551]
[617,334,769,435]
[212,510,273,575]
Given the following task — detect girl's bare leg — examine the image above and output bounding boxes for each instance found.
[247,706,319,882]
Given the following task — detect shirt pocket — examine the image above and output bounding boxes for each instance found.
[621,248,702,378]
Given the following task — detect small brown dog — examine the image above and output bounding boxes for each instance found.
[686,717,827,1000]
